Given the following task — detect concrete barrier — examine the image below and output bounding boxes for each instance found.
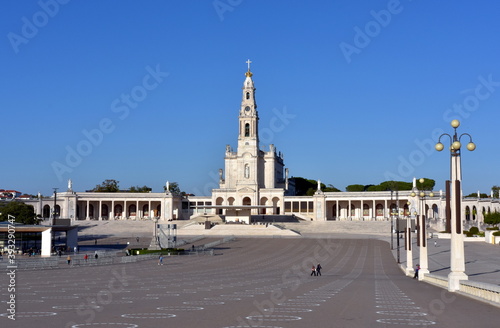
[460,280,500,304]
[423,273,500,306]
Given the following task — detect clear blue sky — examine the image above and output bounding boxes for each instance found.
[2,0,499,196]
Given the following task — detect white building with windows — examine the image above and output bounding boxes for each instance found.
[23,63,500,229]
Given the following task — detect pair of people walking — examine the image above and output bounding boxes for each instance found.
[310,263,322,276]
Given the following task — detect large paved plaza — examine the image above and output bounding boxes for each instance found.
[2,237,500,328]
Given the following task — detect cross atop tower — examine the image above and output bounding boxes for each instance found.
[246,59,252,71]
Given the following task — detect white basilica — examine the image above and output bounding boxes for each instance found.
[25,62,500,230]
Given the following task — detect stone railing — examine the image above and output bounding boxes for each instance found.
[424,273,449,288]
[423,273,500,305]
[460,280,500,304]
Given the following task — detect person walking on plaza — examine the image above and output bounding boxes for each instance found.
[94,252,99,260]
[413,264,420,279]
[84,254,88,263]
[316,263,322,276]
[158,255,164,265]
[311,265,317,276]
[67,255,71,265]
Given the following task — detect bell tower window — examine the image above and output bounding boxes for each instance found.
[244,123,250,137]
[246,92,250,99]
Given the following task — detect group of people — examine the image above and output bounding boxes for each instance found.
[66,252,99,265]
[310,263,322,276]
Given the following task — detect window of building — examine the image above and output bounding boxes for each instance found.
[245,123,250,137]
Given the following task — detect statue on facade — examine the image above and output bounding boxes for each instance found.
[317,179,321,192]
[68,179,73,191]
[219,168,223,181]
[166,181,170,192]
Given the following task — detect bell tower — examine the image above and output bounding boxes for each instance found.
[237,59,259,154]
[213,60,287,216]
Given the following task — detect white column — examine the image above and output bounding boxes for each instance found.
[418,197,429,280]
[405,214,414,276]
[162,198,166,220]
[384,198,388,220]
[372,199,376,221]
[360,199,364,220]
[41,228,52,257]
[86,201,90,220]
[449,153,468,291]
[136,200,139,219]
[98,200,102,221]
[111,200,115,220]
[148,200,152,218]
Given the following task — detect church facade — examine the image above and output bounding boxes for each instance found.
[23,63,500,228]
[211,64,288,218]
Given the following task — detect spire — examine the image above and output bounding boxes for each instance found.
[245,59,253,77]
[238,59,258,148]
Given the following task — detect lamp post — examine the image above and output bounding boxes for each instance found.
[390,190,394,250]
[52,188,58,226]
[435,119,475,291]
[404,204,416,276]
[149,217,161,250]
[390,207,401,264]
[410,178,434,280]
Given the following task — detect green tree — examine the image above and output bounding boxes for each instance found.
[346,184,364,192]
[0,201,37,225]
[92,179,120,192]
[484,211,500,227]
[492,186,499,198]
[366,185,386,191]
[380,180,413,191]
[415,178,436,191]
[290,177,316,196]
[464,192,488,198]
[323,184,340,192]
[163,182,185,196]
[290,177,339,195]
[129,185,152,193]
